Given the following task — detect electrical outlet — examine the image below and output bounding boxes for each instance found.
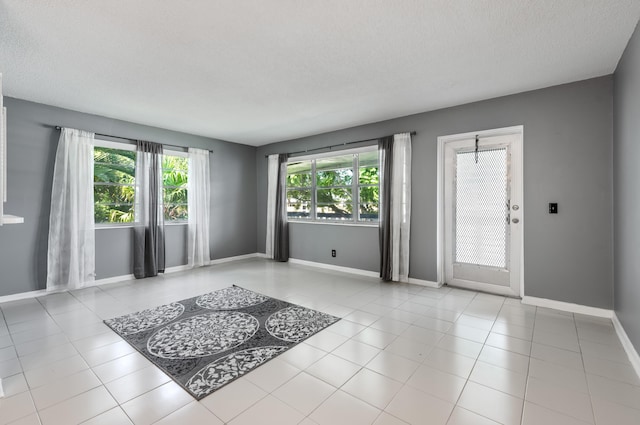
[549,203,558,214]
[331,249,336,257]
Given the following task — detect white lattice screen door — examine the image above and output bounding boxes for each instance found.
[443,130,523,297]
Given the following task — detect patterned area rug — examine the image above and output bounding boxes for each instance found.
[104,285,339,399]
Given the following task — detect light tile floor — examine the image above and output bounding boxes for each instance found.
[0,259,639,425]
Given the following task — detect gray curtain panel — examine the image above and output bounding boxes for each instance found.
[273,153,289,262]
[134,140,165,278]
[379,136,394,281]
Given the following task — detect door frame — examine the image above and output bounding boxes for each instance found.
[436,125,524,297]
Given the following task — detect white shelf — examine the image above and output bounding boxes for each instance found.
[2,214,24,224]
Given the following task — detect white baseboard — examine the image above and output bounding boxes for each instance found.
[0,253,263,304]
[89,274,135,287]
[210,253,262,265]
[164,264,192,274]
[0,288,49,304]
[91,253,264,285]
[91,266,192,287]
[408,278,442,288]
[521,296,614,318]
[612,313,640,379]
[287,258,442,287]
[519,296,640,381]
[288,258,379,279]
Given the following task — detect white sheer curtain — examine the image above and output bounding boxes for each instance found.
[46,128,95,291]
[187,148,211,267]
[265,154,278,259]
[391,133,412,282]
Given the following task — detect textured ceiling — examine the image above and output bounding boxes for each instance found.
[1,1,639,146]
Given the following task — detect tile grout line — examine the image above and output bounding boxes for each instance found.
[442,290,484,424]
[578,313,601,425]
[4,262,639,425]
[519,303,539,425]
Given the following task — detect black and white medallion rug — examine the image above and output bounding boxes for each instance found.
[104,285,339,400]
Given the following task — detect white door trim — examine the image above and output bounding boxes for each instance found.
[437,125,524,297]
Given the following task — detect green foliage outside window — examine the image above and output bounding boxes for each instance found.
[163,156,188,221]
[286,160,312,219]
[94,147,136,223]
[94,146,189,224]
[357,150,379,220]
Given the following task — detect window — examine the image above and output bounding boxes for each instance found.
[286,147,379,223]
[94,145,136,224]
[357,150,380,221]
[286,160,312,219]
[162,155,188,221]
[93,141,189,225]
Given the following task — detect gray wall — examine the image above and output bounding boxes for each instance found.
[290,224,379,272]
[257,77,614,308]
[0,98,257,297]
[94,225,189,279]
[614,22,640,351]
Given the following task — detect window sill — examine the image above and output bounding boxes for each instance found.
[2,214,24,224]
[95,224,134,230]
[95,221,188,230]
[288,220,378,228]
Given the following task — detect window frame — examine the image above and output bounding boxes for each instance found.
[93,139,189,228]
[286,145,379,225]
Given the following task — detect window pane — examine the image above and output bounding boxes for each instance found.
[94,147,135,169]
[163,155,189,221]
[163,156,188,174]
[163,187,188,205]
[287,160,312,187]
[317,187,353,220]
[317,169,352,186]
[94,184,135,224]
[164,204,188,221]
[358,151,379,222]
[358,150,378,167]
[359,204,379,221]
[315,148,354,188]
[359,165,379,185]
[95,203,134,224]
[359,186,379,221]
[163,169,188,188]
[94,147,137,224]
[317,188,352,203]
[94,148,135,183]
[94,165,135,184]
[316,154,353,172]
[287,189,311,218]
[316,155,354,187]
[95,184,135,204]
[317,203,353,220]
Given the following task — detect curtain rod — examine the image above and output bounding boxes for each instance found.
[54,126,214,153]
[263,131,416,158]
